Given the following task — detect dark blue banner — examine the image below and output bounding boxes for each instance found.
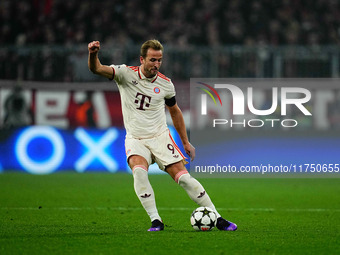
[0,126,184,174]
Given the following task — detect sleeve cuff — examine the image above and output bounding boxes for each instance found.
[109,66,115,80]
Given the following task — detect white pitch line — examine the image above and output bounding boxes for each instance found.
[1,207,340,213]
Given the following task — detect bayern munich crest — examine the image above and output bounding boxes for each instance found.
[154,87,160,94]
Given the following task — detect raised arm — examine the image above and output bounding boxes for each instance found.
[88,41,114,79]
[167,103,195,161]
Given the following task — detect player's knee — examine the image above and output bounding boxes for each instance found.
[128,155,148,169]
[166,161,187,180]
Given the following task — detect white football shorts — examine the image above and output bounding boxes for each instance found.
[125,129,187,170]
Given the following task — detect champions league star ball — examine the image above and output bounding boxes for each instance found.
[190,207,217,231]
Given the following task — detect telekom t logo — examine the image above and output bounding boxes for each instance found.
[201,84,312,116]
[135,92,151,111]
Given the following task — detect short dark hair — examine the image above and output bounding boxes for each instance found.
[140,39,163,58]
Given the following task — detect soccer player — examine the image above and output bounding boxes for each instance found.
[88,40,237,231]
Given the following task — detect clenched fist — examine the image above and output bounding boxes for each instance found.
[88,41,100,54]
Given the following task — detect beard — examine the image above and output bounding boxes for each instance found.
[144,66,158,78]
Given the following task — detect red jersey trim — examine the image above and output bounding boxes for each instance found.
[168,130,187,160]
[127,65,139,72]
[158,72,170,82]
[136,66,166,83]
[109,66,115,80]
[137,67,142,79]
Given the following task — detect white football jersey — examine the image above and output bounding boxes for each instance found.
[110,64,176,139]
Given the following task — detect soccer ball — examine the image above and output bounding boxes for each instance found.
[190,206,217,231]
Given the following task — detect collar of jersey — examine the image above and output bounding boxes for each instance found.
[138,66,158,83]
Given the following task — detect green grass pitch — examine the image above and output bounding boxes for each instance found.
[0,173,339,254]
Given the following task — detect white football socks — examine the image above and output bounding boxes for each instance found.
[176,171,221,218]
[132,166,161,222]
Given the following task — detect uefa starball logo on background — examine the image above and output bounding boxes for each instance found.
[192,79,312,129]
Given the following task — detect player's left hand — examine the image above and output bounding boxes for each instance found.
[184,142,195,161]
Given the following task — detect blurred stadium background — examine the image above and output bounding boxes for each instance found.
[0,0,340,174]
[1,3,340,254]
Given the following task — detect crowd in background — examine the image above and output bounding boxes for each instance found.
[1,0,340,129]
[0,0,339,81]
[1,0,339,47]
